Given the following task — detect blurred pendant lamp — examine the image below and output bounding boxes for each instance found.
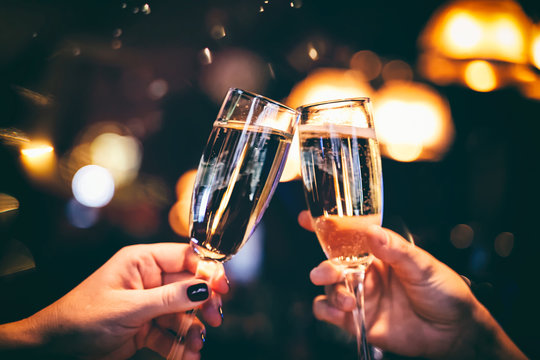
[418,0,540,98]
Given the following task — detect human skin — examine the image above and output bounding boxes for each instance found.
[298,211,528,360]
[0,243,229,360]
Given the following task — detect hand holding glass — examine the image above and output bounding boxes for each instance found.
[168,88,298,359]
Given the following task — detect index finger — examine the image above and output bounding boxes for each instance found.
[310,260,343,285]
[298,210,315,232]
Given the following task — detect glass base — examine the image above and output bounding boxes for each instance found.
[191,241,228,261]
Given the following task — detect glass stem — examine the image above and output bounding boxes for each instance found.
[167,309,198,360]
[168,257,222,360]
[344,267,371,360]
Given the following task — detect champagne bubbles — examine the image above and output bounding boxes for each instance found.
[72,165,115,208]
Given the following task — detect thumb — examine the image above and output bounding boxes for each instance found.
[366,225,439,284]
[135,279,211,321]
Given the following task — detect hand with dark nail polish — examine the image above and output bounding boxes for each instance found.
[0,243,229,359]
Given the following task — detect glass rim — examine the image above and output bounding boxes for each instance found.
[297,97,372,112]
[229,87,297,114]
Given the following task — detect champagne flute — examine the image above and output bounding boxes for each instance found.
[168,88,298,359]
[297,98,383,360]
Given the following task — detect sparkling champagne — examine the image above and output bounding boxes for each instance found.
[190,120,292,261]
[300,124,383,266]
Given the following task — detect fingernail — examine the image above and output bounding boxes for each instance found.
[218,306,224,322]
[187,283,209,302]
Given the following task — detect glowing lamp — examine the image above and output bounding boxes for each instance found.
[532,24,540,70]
[419,0,537,94]
[373,81,454,162]
[281,68,373,181]
[420,0,531,63]
[19,140,56,180]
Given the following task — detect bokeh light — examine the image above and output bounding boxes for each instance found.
[19,140,56,180]
[169,169,198,237]
[0,193,19,214]
[464,60,497,92]
[72,165,115,208]
[350,50,382,81]
[286,68,373,108]
[531,24,540,70]
[373,81,454,162]
[66,198,100,229]
[494,232,514,257]
[420,0,531,63]
[283,68,373,181]
[90,133,142,187]
[450,223,474,249]
[381,60,413,82]
[418,0,536,95]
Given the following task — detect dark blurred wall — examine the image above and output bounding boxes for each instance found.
[1,1,540,359]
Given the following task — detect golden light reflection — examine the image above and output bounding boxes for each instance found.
[20,140,56,179]
[385,143,423,163]
[169,169,197,237]
[373,81,454,162]
[20,144,53,157]
[90,133,142,187]
[532,25,540,70]
[421,0,530,63]
[60,122,141,190]
[308,44,319,61]
[444,11,483,52]
[464,60,497,92]
[286,68,373,109]
[283,68,373,181]
[0,193,19,214]
[419,0,536,94]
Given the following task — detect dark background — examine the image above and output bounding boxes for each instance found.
[1,0,540,359]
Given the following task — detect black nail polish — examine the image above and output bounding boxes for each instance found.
[187,283,209,302]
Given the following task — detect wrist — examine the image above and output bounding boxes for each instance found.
[0,316,45,349]
[466,300,527,360]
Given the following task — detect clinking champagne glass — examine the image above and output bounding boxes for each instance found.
[168,88,298,359]
[298,98,383,360]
